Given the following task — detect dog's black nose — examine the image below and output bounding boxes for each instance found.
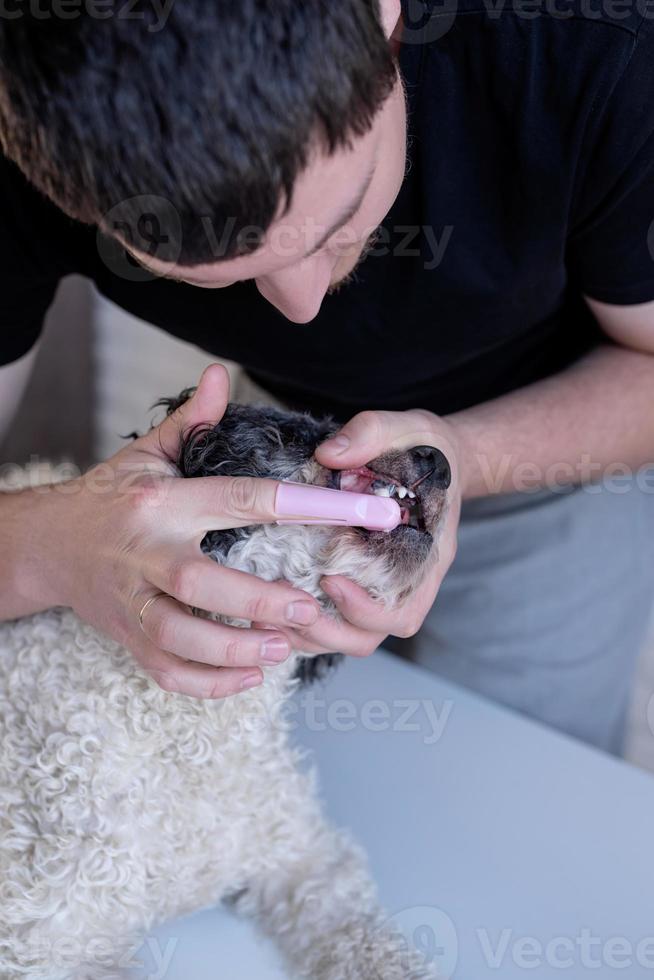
[410,446,452,489]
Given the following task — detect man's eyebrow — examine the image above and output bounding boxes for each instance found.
[303,165,376,259]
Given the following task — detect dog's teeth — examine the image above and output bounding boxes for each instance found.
[407,490,416,499]
[397,486,408,499]
[373,486,392,497]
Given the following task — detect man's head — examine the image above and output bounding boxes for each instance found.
[0,0,406,322]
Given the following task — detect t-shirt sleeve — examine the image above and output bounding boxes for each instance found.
[566,18,654,307]
[0,156,64,365]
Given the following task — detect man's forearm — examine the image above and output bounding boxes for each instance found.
[0,345,39,445]
[0,489,59,621]
[449,343,654,499]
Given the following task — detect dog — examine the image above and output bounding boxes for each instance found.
[0,395,451,980]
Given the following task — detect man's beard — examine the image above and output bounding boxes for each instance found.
[327,227,382,296]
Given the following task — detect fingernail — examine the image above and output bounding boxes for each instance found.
[321,579,343,603]
[286,601,318,626]
[322,434,350,455]
[240,672,263,691]
[260,638,290,665]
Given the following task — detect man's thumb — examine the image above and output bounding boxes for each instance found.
[315,410,442,469]
[314,411,390,469]
[147,363,231,462]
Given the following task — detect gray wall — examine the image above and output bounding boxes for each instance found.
[0,277,94,469]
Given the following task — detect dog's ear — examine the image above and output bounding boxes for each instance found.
[293,653,344,685]
[153,388,198,418]
[120,390,198,444]
[150,388,216,473]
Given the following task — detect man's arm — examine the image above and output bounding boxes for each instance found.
[0,345,39,445]
[0,364,327,700]
[308,299,654,648]
[449,299,654,499]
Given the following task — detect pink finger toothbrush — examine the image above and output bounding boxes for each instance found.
[275,482,402,532]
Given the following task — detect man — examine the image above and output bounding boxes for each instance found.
[1,0,653,753]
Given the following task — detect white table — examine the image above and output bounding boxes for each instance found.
[128,651,654,979]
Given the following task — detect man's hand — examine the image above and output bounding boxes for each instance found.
[13,365,323,700]
[255,409,462,657]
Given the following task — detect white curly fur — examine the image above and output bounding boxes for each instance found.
[0,462,440,980]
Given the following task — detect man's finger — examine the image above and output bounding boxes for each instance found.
[319,574,434,638]
[130,633,264,700]
[284,612,384,658]
[141,363,230,462]
[314,409,441,469]
[166,474,283,533]
[145,554,321,628]
[253,620,384,658]
[138,593,290,668]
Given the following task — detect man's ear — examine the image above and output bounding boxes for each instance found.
[379,0,402,38]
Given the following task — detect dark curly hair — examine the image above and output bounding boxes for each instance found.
[0,1,396,265]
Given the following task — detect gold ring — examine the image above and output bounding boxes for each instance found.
[138,593,168,632]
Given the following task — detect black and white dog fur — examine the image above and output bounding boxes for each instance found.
[0,394,451,980]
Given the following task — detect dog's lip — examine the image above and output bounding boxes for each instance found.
[329,465,428,534]
[331,465,418,494]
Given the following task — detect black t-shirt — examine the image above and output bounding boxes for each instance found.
[2,0,654,421]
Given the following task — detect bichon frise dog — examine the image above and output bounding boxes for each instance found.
[0,395,451,980]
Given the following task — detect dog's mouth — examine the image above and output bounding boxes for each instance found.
[330,466,428,535]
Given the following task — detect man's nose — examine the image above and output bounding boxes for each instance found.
[410,446,452,489]
[256,256,333,324]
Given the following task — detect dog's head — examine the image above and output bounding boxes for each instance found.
[163,395,451,613]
